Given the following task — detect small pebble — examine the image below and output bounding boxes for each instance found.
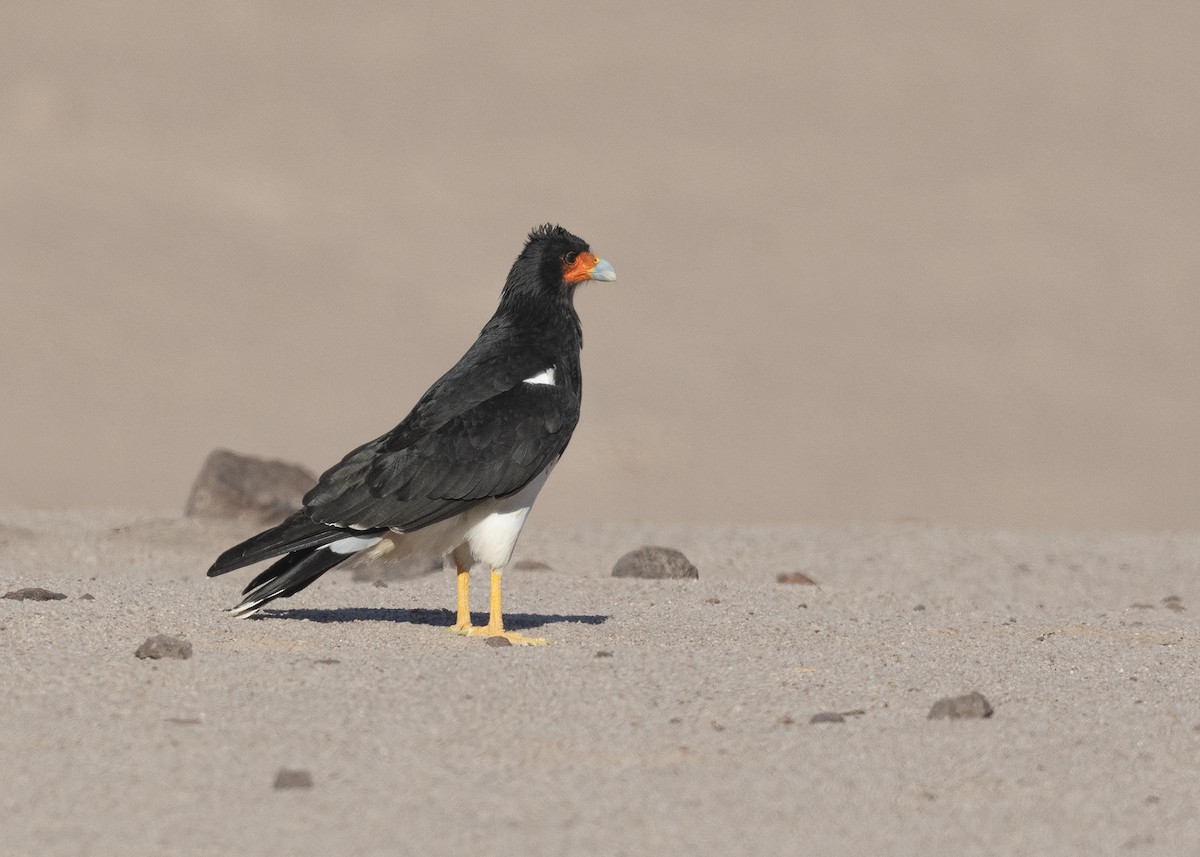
[928,691,994,720]
[135,635,193,660]
[485,636,512,648]
[3,587,67,601]
[810,711,846,724]
[595,650,613,658]
[273,768,314,790]
[777,571,817,585]
[912,604,926,611]
[79,593,95,601]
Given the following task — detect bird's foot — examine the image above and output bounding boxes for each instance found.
[464,626,547,646]
[450,621,475,635]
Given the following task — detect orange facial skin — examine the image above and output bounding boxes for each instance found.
[562,252,599,284]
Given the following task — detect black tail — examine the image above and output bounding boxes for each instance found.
[228,546,352,618]
[207,511,384,577]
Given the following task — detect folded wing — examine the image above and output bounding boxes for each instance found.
[304,381,579,531]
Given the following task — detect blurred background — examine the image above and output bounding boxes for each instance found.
[3,1,1199,529]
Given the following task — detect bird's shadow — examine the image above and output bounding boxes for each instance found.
[255,607,607,630]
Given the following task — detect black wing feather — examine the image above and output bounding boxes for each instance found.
[206,511,383,577]
[305,381,578,531]
[300,321,579,530]
[230,546,351,615]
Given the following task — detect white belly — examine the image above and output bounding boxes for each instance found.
[463,461,555,569]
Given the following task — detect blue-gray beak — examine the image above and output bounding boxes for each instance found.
[589,258,617,282]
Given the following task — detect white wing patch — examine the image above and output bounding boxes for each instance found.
[327,535,383,554]
[523,366,556,386]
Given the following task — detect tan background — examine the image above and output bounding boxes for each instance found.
[3,1,1199,529]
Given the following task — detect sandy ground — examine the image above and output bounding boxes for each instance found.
[3,511,1199,856]
[5,2,1200,530]
[7,5,1200,853]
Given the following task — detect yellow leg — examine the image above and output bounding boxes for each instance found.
[465,569,547,645]
[487,569,503,632]
[451,565,473,633]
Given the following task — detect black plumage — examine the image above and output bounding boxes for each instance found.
[207,224,610,621]
[237,545,349,606]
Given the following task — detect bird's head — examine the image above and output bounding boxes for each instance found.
[501,224,616,312]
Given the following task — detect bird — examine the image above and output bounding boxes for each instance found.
[206,224,616,645]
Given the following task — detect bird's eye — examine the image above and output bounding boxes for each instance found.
[563,252,578,266]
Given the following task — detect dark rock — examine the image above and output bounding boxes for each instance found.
[273,768,314,790]
[347,552,440,583]
[928,691,994,720]
[184,448,316,525]
[3,587,67,601]
[512,559,554,571]
[703,597,721,604]
[612,546,698,580]
[810,711,845,724]
[777,571,817,585]
[135,634,193,660]
[595,650,613,658]
[913,604,926,611]
[485,636,512,648]
[79,593,95,601]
